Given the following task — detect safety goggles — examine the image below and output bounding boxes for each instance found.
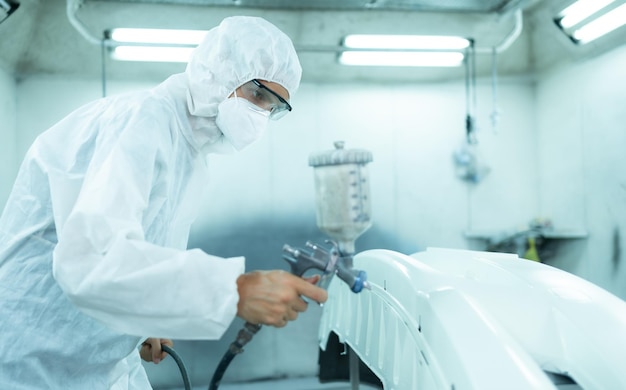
[239,79,292,120]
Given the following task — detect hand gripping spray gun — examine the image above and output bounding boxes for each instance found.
[209,141,373,390]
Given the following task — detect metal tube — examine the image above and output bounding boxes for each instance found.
[66,0,102,45]
[349,345,360,390]
[476,8,523,54]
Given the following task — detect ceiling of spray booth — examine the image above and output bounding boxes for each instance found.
[0,0,625,83]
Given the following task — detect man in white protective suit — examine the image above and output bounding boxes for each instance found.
[0,15,327,389]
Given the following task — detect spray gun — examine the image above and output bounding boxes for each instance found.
[208,239,370,390]
[284,141,374,293]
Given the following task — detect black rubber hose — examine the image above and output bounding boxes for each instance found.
[208,349,237,390]
[161,344,192,390]
[209,322,262,390]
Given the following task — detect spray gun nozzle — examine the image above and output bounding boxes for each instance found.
[336,266,369,293]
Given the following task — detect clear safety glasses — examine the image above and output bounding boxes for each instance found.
[239,79,292,120]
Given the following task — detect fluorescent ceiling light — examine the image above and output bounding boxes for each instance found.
[108,28,207,62]
[111,46,195,62]
[110,28,207,45]
[343,34,470,50]
[339,51,464,67]
[339,34,468,67]
[558,0,615,29]
[572,2,626,43]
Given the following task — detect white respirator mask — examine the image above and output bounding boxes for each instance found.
[215,93,270,152]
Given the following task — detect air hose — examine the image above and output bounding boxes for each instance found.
[209,322,262,390]
[160,344,192,390]
[158,322,261,390]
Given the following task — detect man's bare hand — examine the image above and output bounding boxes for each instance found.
[236,270,328,328]
[140,338,173,364]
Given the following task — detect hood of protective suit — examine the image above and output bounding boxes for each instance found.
[184,16,301,151]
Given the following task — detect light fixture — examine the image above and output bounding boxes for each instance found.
[557,0,615,29]
[572,3,626,43]
[111,46,196,63]
[339,34,469,67]
[0,0,19,25]
[555,0,626,44]
[339,51,464,67]
[107,28,208,62]
[343,34,470,50]
[110,28,207,45]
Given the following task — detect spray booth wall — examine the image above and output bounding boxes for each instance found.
[536,44,626,300]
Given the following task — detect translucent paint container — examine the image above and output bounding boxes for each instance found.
[309,141,373,255]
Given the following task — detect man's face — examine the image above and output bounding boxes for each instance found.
[257,80,290,102]
[230,79,292,120]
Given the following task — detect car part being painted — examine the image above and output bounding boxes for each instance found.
[319,247,626,389]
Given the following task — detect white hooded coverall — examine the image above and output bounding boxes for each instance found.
[0,16,302,389]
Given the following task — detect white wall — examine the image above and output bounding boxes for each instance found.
[536,44,626,299]
[0,66,17,208]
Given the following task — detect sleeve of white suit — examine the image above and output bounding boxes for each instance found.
[51,105,244,340]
